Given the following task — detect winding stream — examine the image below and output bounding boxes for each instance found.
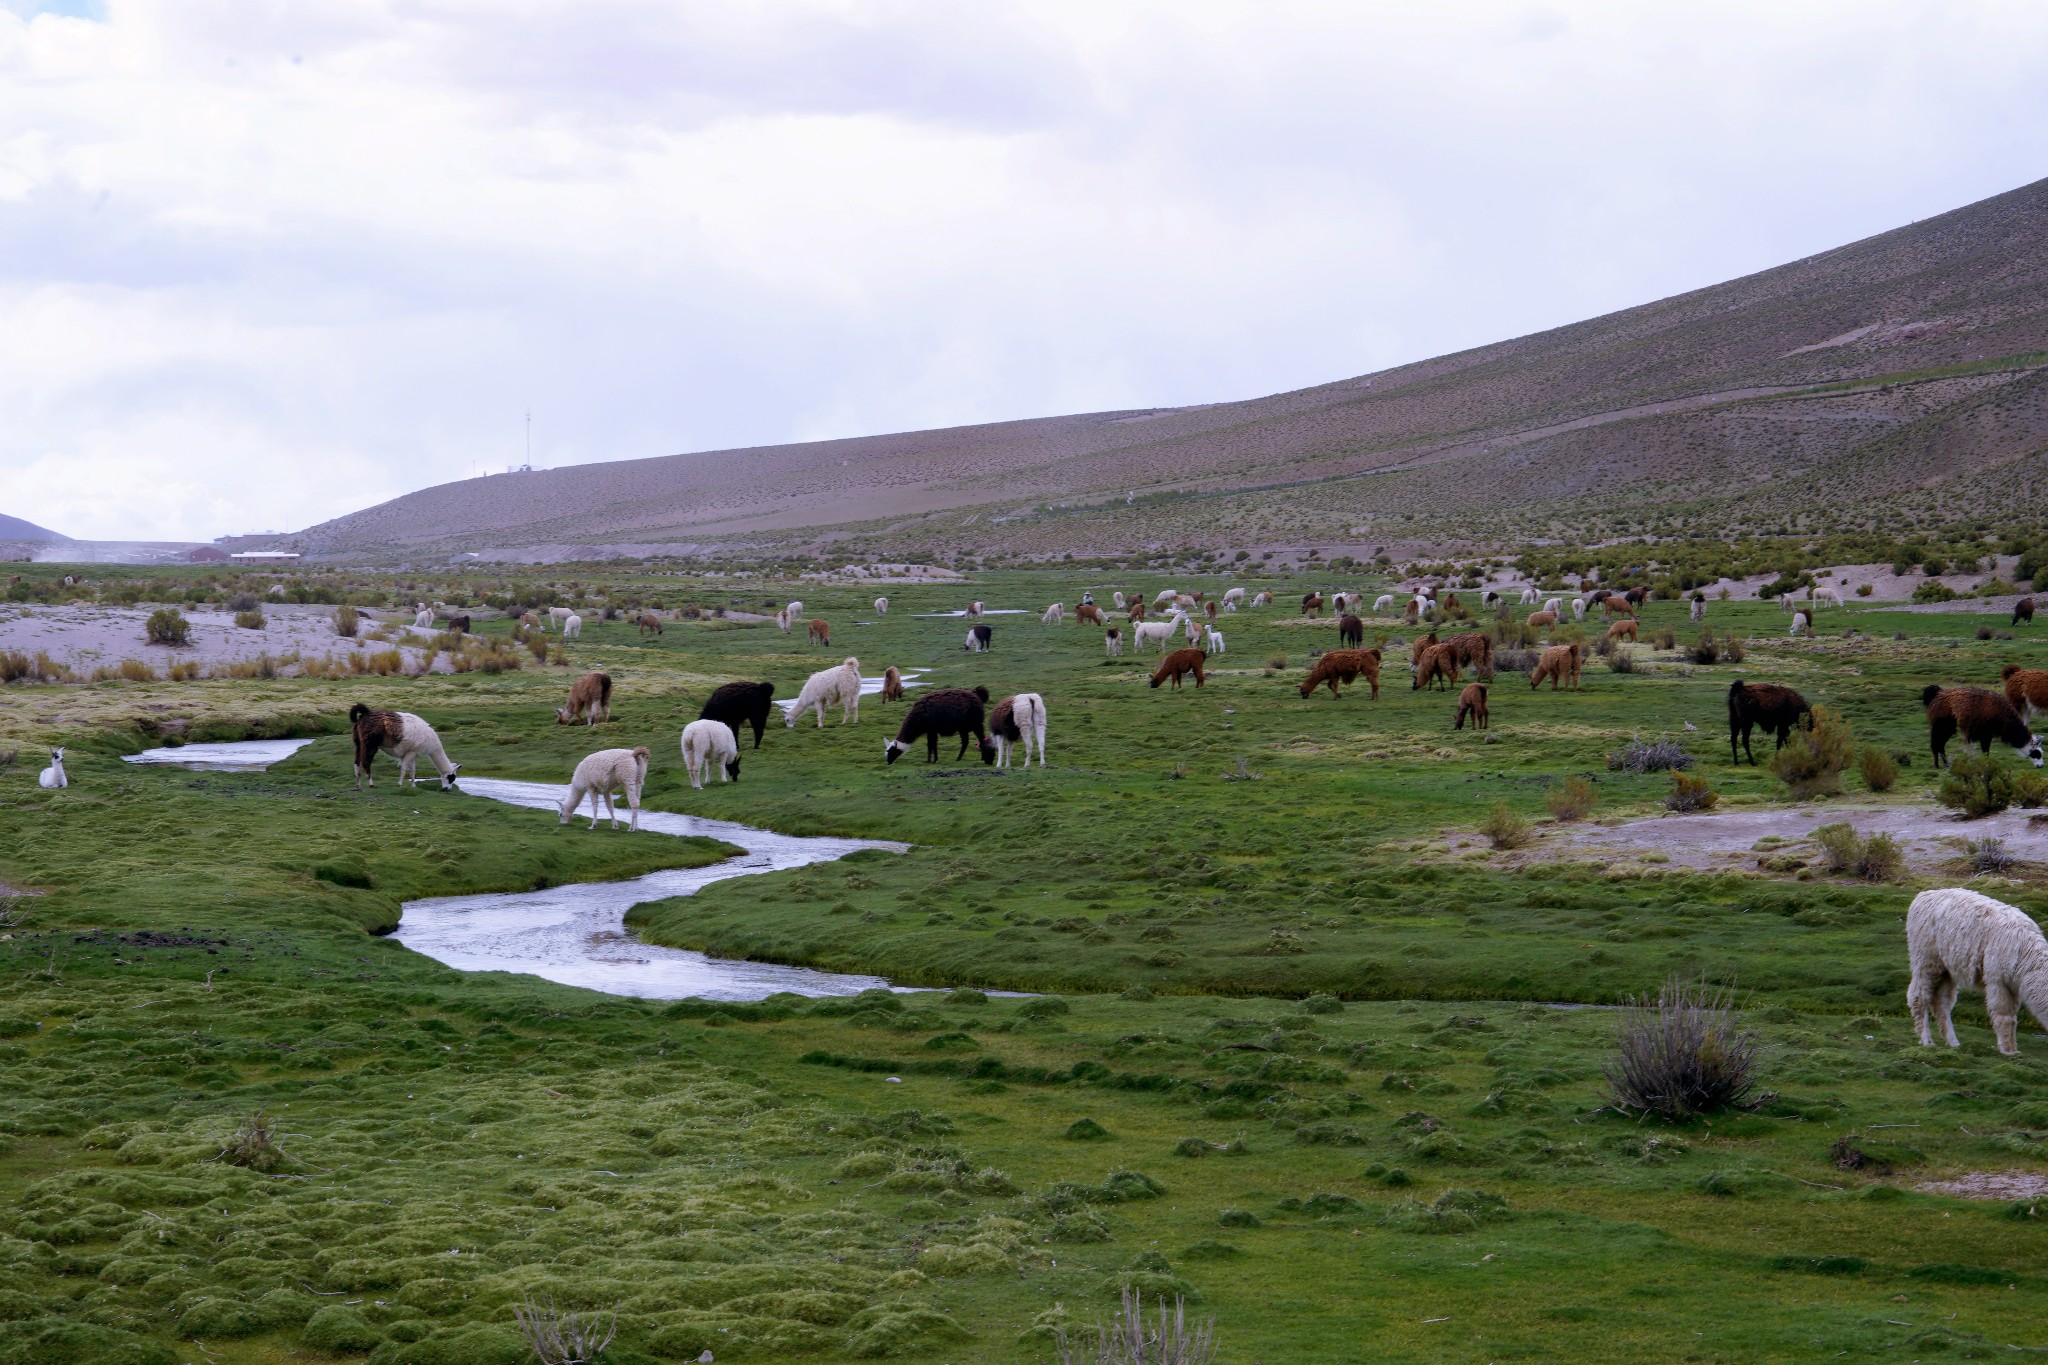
[126,739,923,1001]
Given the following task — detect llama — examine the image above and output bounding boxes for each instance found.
[37,747,66,789]
[555,671,613,726]
[775,609,792,634]
[788,658,862,728]
[1204,600,1219,622]
[446,614,471,636]
[520,611,540,630]
[562,614,582,639]
[1907,887,2048,1055]
[1779,594,1797,614]
[349,704,460,790]
[874,596,889,616]
[559,746,649,831]
[1127,602,1147,623]
[1299,648,1381,700]
[1726,680,1811,765]
[2014,597,2036,627]
[1789,611,1811,636]
[1544,598,1562,617]
[635,612,663,636]
[1445,632,1494,680]
[1413,643,1461,691]
[680,720,741,788]
[807,619,831,646]
[549,606,575,631]
[1813,587,1843,609]
[886,687,992,764]
[1442,592,1462,613]
[966,600,985,618]
[700,680,775,749]
[412,607,434,629]
[1373,594,1395,614]
[1133,620,1178,653]
[1250,591,1272,608]
[1105,627,1123,657]
[2003,664,2048,719]
[1182,613,1203,643]
[784,600,804,623]
[1339,614,1364,648]
[1453,682,1489,731]
[1042,603,1064,626]
[1112,592,1127,609]
[1402,600,1420,625]
[987,692,1048,768]
[1151,647,1206,689]
[1602,597,1636,620]
[1607,618,1639,644]
[1204,627,1226,655]
[1301,592,1323,617]
[1923,685,2044,768]
[1526,610,1558,630]
[1409,631,1439,668]
[1223,587,1245,608]
[1076,603,1104,626]
[1529,643,1583,691]
[881,665,904,702]
[1153,589,1179,606]
[1690,593,1705,622]
[1331,592,1354,615]
[964,624,993,652]
[1571,598,1586,622]
[1519,587,1538,605]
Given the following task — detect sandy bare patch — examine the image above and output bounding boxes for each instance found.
[1917,1171,2048,1201]
[1538,803,2048,873]
[0,604,439,675]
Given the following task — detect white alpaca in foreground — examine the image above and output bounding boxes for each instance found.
[37,748,66,789]
[1907,887,2048,1055]
[787,657,862,728]
[1132,620,1178,653]
[680,719,740,788]
[560,746,649,831]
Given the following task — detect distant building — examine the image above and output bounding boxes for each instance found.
[228,551,301,562]
[186,546,231,562]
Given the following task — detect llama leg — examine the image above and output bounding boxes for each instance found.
[1934,978,1961,1047]
[586,788,603,830]
[628,786,640,832]
[1908,969,1936,1046]
[1987,982,2020,1055]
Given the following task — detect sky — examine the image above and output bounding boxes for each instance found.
[3,2,2047,542]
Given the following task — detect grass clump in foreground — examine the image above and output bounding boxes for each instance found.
[1604,977,1759,1122]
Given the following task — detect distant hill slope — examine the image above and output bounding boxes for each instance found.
[0,515,69,542]
[287,175,2048,561]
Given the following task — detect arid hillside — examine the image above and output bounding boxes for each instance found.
[283,175,2048,562]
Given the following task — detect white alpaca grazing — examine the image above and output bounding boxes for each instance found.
[874,596,889,616]
[1520,587,1539,605]
[1780,594,1797,614]
[1813,587,1843,609]
[679,719,741,789]
[391,716,462,789]
[787,657,862,728]
[1112,592,1127,609]
[559,746,649,831]
[784,600,804,623]
[1373,594,1395,614]
[1907,888,2048,1055]
[1544,598,1562,618]
[1133,620,1178,653]
[1790,611,1811,636]
[37,748,66,789]
[1153,589,1179,606]
[1204,627,1226,655]
[1223,587,1245,608]
[1042,603,1064,626]
[1571,598,1587,622]
[1251,591,1272,608]
[563,614,582,639]
[990,693,1047,769]
[413,607,434,629]
[548,606,575,631]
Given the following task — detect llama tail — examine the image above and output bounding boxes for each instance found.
[348,702,369,723]
[598,674,613,706]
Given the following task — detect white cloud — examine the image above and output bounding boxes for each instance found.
[2,0,2046,540]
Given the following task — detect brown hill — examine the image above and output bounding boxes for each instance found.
[286,175,2048,562]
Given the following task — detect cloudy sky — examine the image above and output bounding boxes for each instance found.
[3,1,2046,542]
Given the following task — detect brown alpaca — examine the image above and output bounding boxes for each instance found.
[635,612,663,636]
[1338,614,1365,648]
[1726,680,1811,764]
[1075,603,1104,626]
[1442,592,1461,613]
[1454,682,1489,730]
[881,665,904,702]
[1924,684,2044,768]
[807,619,830,646]
[1150,647,1207,689]
[1301,592,1323,617]
[1606,618,1639,643]
[1602,597,1637,619]
[1446,632,1494,680]
[1128,603,1146,622]
[1414,643,1462,691]
[1299,647,1382,700]
[1526,610,1557,629]
[2004,664,2048,718]
[1529,643,1583,691]
[1403,600,1420,624]
[2015,597,2036,627]
[1409,631,1439,667]
[555,671,613,726]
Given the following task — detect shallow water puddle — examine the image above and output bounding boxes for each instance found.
[122,740,933,1001]
[910,608,1030,617]
[774,666,928,717]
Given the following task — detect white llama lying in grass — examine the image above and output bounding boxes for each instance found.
[1907,887,2048,1055]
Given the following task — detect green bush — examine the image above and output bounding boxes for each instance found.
[1858,745,1898,792]
[1912,579,1959,603]
[1938,753,2017,818]
[1545,775,1596,822]
[335,605,360,638]
[144,608,190,646]
[233,609,265,630]
[1478,802,1533,850]
[1770,705,1854,798]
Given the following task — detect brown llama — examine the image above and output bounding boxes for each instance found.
[1409,631,1439,667]
[1453,682,1489,730]
[1602,596,1637,619]
[1445,631,1494,680]
[881,665,904,702]
[1726,679,1810,764]
[1923,685,2044,769]
[1414,643,1462,691]
[2002,664,2048,719]
[1301,592,1323,617]
[2015,597,2036,627]
[1526,610,1557,630]
[1150,647,1207,690]
[555,671,613,726]
[1299,647,1382,700]
[1338,614,1364,649]
[1075,603,1104,626]
[1606,618,1639,643]
[1529,643,1583,691]
[635,612,663,636]
[807,619,830,646]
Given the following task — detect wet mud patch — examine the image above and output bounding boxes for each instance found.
[1536,804,2048,873]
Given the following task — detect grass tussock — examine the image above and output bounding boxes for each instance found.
[1056,1285,1217,1365]
[1479,801,1534,850]
[1858,745,1899,792]
[1545,775,1596,822]
[1813,824,1905,881]
[1605,977,1760,1123]
[513,1297,619,1365]
[1608,737,1693,774]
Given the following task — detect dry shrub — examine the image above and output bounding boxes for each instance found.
[1056,1285,1217,1365]
[233,609,265,629]
[1609,737,1693,774]
[1968,836,2018,873]
[145,608,190,646]
[1812,824,1904,881]
[167,661,206,682]
[1604,977,1759,1122]
[0,650,68,683]
[221,1108,285,1172]
[513,1297,618,1365]
[1722,633,1746,663]
[1666,771,1718,812]
[1545,775,1596,822]
[334,605,360,638]
[1653,627,1676,650]
[1478,801,1533,850]
[1688,629,1720,665]
[1858,745,1898,793]
[1769,704,1854,798]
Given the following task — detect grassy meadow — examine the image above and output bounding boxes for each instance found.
[4,567,2048,1364]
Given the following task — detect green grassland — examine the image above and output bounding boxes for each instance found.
[3,568,2048,1364]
